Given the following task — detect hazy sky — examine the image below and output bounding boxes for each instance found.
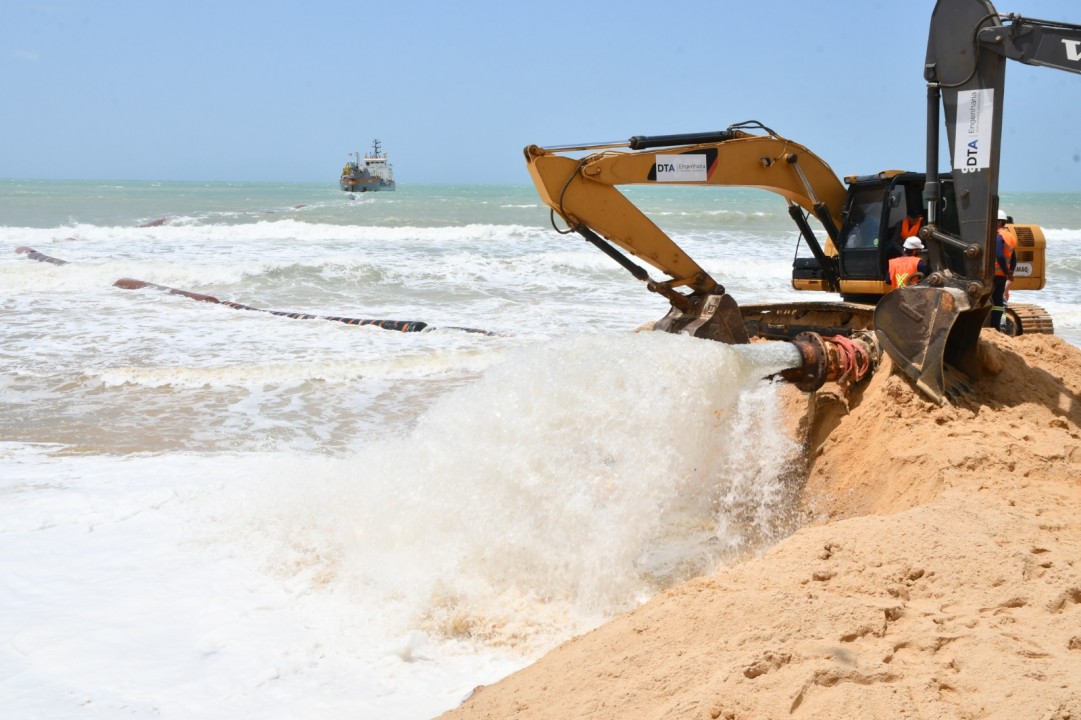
[4,0,1081,190]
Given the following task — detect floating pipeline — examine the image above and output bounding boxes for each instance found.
[112,278,428,332]
[16,247,494,335]
[15,246,68,266]
[17,246,877,388]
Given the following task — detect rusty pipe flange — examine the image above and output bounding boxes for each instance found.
[852,330,883,373]
[780,331,830,392]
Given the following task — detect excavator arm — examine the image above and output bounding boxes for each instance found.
[983,13,1081,72]
[525,124,847,340]
[875,0,1081,402]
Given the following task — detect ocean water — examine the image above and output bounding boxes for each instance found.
[2,180,1081,718]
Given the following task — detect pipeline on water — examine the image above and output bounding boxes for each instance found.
[15,247,880,391]
[15,246,494,335]
[16,246,68,266]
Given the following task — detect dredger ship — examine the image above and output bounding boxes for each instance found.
[340,139,395,192]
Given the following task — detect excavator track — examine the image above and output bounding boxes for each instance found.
[740,301,875,341]
[741,300,1055,340]
[1004,303,1055,336]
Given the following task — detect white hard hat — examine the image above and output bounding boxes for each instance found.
[903,237,924,251]
[997,208,1008,221]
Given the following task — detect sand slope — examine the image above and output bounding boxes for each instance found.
[441,331,1081,719]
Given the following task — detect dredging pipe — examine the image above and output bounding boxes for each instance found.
[112,278,431,332]
[16,246,493,335]
[777,331,880,393]
[15,246,67,265]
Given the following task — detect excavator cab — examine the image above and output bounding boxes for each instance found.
[798,172,960,302]
[837,174,931,290]
[791,171,960,299]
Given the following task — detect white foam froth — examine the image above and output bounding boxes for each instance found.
[222,333,803,636]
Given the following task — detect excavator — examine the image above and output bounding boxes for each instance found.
[524,0,1081,404]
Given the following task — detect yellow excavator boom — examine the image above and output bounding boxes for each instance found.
[525,128,846,295]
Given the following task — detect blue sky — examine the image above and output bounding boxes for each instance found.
[3,0,1080,190]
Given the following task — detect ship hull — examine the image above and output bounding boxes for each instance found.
[339,177,396,192]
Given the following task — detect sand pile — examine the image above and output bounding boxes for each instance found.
[441,331,1081,719]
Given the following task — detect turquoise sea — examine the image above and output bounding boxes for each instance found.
[3,180,1081,719]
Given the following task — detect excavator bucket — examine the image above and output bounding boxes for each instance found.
[654,293,751,344]
[873,286,987,404]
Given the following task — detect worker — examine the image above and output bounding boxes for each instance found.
[888,236,928,288]
[900,212,924,240]
[886,211,926,261]
[989,208,1018,332]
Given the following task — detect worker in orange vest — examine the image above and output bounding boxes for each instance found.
[900,213,924,240]
[888,236,929,288]
[887,212,926,261]
[989,208,1018,332]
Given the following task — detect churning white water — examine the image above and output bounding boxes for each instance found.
[1,332,804,719]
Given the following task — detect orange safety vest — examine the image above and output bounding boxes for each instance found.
[889,255,922,288]
[901,216,923,239]
[995,226,1018,278]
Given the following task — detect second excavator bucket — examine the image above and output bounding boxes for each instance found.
[873,286,987,404]
[653,293,751,344]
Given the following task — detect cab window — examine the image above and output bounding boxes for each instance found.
[885,186,911,235]
[841,188,885,249]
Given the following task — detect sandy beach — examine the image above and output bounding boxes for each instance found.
[440,330,1081,719]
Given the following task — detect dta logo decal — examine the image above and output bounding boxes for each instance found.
[954,88,994,173]
[654,154,708,182]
